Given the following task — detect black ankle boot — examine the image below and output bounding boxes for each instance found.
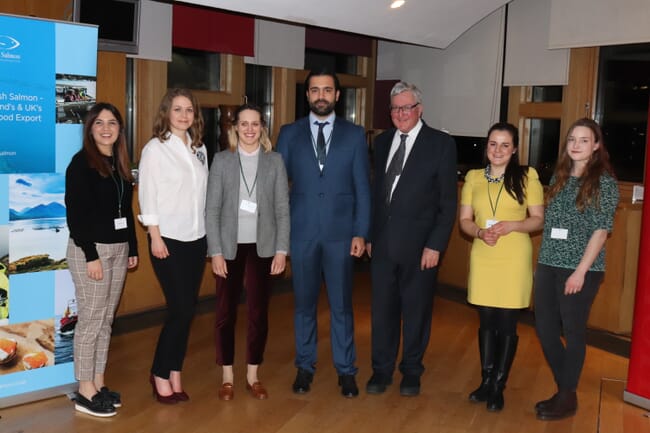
[535,392,558,413]
[468,328,497,403]
[486,334,518,412]
[536,390,577,420]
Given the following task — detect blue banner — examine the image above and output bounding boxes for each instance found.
[0,14,97,407]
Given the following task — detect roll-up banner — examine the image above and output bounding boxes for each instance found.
[0,13,97,408]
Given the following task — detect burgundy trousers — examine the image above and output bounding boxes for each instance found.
[215,243,273,365]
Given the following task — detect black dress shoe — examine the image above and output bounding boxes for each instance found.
[292,368,313,394]
[338,375,359,398]
[366,372,393,394]
[400,375,420,397]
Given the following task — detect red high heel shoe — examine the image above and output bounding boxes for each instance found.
[149,375,177,404]
[173,390,190,402]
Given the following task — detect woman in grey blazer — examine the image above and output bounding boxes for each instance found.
[206,104,290,401]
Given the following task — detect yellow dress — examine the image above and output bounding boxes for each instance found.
[460,167,544,308]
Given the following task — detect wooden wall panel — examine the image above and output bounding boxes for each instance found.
[133,59,167,160]
[0,0,70,20]
[96,51,126,113]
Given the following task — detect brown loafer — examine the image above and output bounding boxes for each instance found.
[218,383,234,401]
[246,381,268,400]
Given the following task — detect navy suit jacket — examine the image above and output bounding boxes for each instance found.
[370,123,457,263]
[277,116,371,242]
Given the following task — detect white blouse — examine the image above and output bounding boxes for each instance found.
[138,133,208,241]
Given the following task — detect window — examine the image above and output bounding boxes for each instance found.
[507,86,564,184]
[531,86,563,102]
[201,107,220,165]
[454,135,485,180]
[595,43,650,183]
[527,118,561,185]
[245,64,273,136]
[168,47,221,91]
[304,48,357,75]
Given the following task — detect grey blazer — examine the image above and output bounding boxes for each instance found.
[205,148,290,260]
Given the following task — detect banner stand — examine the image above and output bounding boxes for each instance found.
[0,14,97,408]
[1,383,77,409]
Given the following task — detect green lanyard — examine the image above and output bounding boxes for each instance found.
[238,153,258,198]
[487,181,504,218]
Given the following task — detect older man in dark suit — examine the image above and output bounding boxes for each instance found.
[366,81,457,396]
[277,69,371,398]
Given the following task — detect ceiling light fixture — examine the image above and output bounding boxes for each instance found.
[390,0,405,9]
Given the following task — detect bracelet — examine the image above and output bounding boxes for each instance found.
[476,228,483,239]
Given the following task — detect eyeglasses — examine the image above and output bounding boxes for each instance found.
[389,103,420,114]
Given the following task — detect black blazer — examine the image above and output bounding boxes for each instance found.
[370,122,457,263]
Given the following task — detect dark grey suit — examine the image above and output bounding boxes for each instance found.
[369,122,457,377]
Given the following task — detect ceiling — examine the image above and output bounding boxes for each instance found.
[179,0,510,49]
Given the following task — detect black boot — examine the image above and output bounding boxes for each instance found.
[468,328,497,402]
[535,392,558,413]
[536,390,577,420]
[486,334,518,412]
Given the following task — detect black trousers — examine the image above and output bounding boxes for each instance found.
[533,263,603,391]
[370,252,438,377]
[150,236,207,378]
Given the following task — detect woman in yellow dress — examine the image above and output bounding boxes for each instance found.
[459,122,544,411]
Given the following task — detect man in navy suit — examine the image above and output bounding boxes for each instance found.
[277,70,370,398]
[366,82,457,396]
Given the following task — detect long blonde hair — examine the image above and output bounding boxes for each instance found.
[226,104,272,153]
[152,88,204,152]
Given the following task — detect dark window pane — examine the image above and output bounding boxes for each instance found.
[304,48,357,75]
[531,86,563,102]
[168,47,221,91]
[201,107,219,166]
[454,136,485,180]
[528,118,561,185]
[245,64,273,136]
[596,43,650,182]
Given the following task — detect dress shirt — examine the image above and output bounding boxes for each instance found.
[385,119,424,198]
[309,112,336,170]
[138,132,208,241]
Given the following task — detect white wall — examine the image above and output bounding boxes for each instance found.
[377,7,505,137]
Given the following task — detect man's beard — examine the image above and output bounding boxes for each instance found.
[309,99,336,117]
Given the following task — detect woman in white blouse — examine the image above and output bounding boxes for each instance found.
[138,88,208,404]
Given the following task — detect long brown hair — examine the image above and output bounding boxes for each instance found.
[82,102,134,182]
[151,88,204,152]
[226,103,272,153]
[546,118,615,211]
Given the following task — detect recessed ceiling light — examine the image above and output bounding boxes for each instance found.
[391,0,405,9]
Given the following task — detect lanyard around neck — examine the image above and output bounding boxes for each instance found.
[487,181,505,218]
[238,152,259,198]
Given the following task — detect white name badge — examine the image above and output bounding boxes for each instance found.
[486,219,498,228]
[551,227,568,240]
[114,217,127,230]
[240,199,257,214]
